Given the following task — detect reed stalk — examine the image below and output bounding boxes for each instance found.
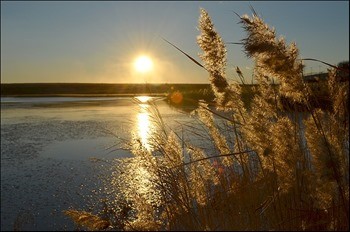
[65,7,349,231]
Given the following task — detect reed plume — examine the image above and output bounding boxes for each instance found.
[65,7,349,231]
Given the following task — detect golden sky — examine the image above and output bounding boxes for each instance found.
[1,1,349,83]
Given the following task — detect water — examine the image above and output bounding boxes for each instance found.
[1,96,199,231]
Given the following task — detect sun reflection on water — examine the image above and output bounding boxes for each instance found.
[135,96,151,103]
[122,97,163,209]
[134,96,157,152]
[137,103,152,151]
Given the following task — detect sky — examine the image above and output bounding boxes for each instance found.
[1,1,349,84]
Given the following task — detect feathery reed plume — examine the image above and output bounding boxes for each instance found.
[65,6,349,231]
[239,13,306,104]
[303,67,349,217]
[197,8,234,110]
[194,102,233,167]
[64,210,110,231]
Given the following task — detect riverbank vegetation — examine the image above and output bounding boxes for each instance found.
[65,8,349,231]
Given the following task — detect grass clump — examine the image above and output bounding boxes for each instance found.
[66,7,349,231]
[64,210,110,231]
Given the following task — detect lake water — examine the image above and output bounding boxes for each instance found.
[1,96,206,231]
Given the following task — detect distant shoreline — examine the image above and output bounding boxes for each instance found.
[1,83,211,97]
[0,93,167,98]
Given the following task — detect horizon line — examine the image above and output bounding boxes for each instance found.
[0,82,212,85]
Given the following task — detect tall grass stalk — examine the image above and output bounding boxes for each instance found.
[65,8,349,231]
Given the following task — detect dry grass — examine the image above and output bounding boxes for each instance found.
[65,7,349,231]
[64,210,110,231]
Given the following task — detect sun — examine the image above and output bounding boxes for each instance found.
[134,55,153,73]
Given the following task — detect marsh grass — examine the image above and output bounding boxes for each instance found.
[65,7,349,231]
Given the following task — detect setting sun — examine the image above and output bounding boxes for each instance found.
[134,55,153,73]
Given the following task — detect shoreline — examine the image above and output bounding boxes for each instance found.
[0,93,168,98]
[0,83,212,96]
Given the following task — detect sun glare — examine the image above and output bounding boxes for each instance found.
[134,55,153,73]
[135,96,151,103]
[136,103,154,151]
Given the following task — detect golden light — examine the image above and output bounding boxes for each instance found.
[135,96,151,103]
[127,99,162,207]
[135,103,154,151]
[138,111,151,151]
[134,55,153,73]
